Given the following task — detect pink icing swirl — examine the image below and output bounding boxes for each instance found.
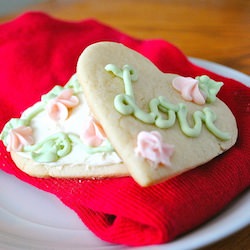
[47,89,79,121]
[135,131,174,167]
[172,76,205,105]
[81,117,106,147]
[7,126,33,152]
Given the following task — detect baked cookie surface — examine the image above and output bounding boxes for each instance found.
[77,42,238,186]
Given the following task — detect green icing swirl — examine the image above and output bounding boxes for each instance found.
[23,132,114,163]
[24,132,73,163]
[105,64,230,140]
[196,75,223,103]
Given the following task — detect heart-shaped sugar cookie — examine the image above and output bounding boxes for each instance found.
[77,42,238,186]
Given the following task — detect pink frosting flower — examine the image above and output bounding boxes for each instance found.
[7,126,33,152]
[172,76,205,105]
[81,117,106,147]
[135,131,174,167]
[47,89,79,121]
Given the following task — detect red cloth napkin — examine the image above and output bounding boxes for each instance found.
[0,12,249,246]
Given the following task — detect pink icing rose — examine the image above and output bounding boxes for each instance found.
[172,76,205,105]
[7,126,33,152]
[81,117,106,147]
[135,131,174,167]
[47,89,79,121]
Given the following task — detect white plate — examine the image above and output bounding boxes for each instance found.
[0,58,249,250]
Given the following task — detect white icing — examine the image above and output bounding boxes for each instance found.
[19,91,122,167]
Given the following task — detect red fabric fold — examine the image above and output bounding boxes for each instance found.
[0,12,249,246]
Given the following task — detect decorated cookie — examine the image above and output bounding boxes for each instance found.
[0,75,129,178]
[0,42,238,186]
[77,42,238,186]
